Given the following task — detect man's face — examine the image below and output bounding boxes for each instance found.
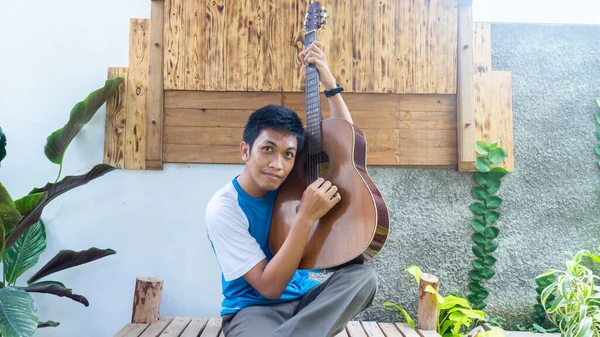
[241,128,298,194]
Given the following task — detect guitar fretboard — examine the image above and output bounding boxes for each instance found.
[304,31,323,156]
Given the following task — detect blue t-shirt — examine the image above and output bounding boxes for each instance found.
[205,177,319,316]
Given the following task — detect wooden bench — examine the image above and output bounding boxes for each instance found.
[114,316,438,337]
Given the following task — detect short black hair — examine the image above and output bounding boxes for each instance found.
[243,105,305,152]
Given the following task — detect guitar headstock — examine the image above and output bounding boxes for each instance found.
[303,2,329,33]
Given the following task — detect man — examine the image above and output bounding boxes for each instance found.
[205,41,377,337]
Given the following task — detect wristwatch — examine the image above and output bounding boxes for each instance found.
[324,83,344,97]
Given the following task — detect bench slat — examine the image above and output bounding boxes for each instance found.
[181,317,209,337]
[199,317,222,337]
[139,317,173,337]
[335,328,349,337]
[396,323,421,337]
[362,321,386,336]
[159,317,192,336]
[346,321,368,337]
[114,323,149,337]
[418,329,442,337]
[378,322,404,337]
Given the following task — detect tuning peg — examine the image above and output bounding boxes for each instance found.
[321,19,328,25]
[322,13,329,19]
[321,7,327,13]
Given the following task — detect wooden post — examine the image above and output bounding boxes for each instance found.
[131,277,163,324]
[418,273,439,330]
[456,0,476,171]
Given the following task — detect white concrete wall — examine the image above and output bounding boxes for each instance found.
[0,0,598,336]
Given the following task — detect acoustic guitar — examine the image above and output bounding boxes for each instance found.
[269,2,390,270]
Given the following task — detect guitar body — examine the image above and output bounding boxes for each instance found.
[269,117,390,270]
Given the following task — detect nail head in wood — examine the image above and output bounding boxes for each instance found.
[154,42,159,47]
[152,119,157,125]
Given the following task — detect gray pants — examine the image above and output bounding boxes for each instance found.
[221,264,377,337]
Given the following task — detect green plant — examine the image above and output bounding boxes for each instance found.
[0,77,123,337]
[0,127,6,166]
[383,266,504,337]
[467,140,508,310]
[516,273,559,333]
[537,249,600,337]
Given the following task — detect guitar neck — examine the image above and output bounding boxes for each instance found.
[304,31,322,155]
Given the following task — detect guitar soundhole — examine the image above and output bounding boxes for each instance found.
[299,149,332,183]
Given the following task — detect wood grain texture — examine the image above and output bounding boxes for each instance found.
[163,0,184,89]
[226,0,248,91]
[199,317,222,337]
[184,0,205,90]
[352,0,374,92]
[205,0,226,90]
[373,0,396,93]
[138,317,174,337]
[247,0,267,91]
[147,0,165,169]
[361,321,386,337]
[159,317,191,336]
[126,18,150,170]
[456,0,476,171]
[180,317,209,337]
[377,323,404,337]
[104,67,128,168]
[330,0,352,90]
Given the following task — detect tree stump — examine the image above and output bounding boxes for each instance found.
[131,277,163,324]
[418,273,439,330]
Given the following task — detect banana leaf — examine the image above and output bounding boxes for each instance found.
[0,286,37,337]
[0,127,6,164]
[23,283,88,307]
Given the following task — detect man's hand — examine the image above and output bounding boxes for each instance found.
[298,40,337,90]
[297,177,341,226]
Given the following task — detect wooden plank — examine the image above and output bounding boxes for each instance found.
[330,0,353,91]
[225,0,248,91]
[346,321,368,337]
[363,129,399,165]
[205,0,226,90]
[395,323,421,337]
[165,108,256,127]
[125,18,150,170]
[352,0,374,92]
[165,107,397,130]
[473,22,491,72]
[377,322,404,337]
[432,0,457,94]
[184,0,205,90]
[199,317,222,337]
[399,147,457,167]
[139,317,174,337]
[400,130,456,148]
[147,0,165,170]
[159,317,191,336]
[180,317,209,337]
[104,67,128,168]
[417,330,442,337]
[164,144,242,164]
[396,0,413,93]
[412,0,427,93]
[361,321,386,336]
[399,94,456,112]
[281,0,297,92]
[164,126,242,145]
[335,328,349,337]
[114,323,148,337]
[291,0,309,92]
[283,92,399,112]
[163,0,184,90]
[164,91,282,109]
[373,0,396,93]
[490,71,514,171]
[247,0,267,91]
[268,0,286,92]
[456,0,476,171]
[399,111,456,131]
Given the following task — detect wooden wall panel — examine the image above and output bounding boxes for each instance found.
[147,0,166,170]
[104,67,128,168]
[125,19,150,170]
[160,0,458,94]
[162,91,457,167]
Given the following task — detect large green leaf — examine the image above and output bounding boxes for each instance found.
[489,147,506,164]
[23,283,88,307]
[488,167,508,179]
[5,164,115,250]
[0,127,6,164]
[472,187,488,201]
[484,210,500,224]
[382,302,415,328]
[476,157,491,172]
[476,141,490,156]
[470,219,486,233]
[484,226,500,240]
[0,184,22,236]
[27,247,116,284]
[0,286,37,337]
[470,202,486,216]
[44,78,124,168]
[486,179,501,194]
[4,220,46,285]
[485,196,502,209]
[474,172,488,187]
[38,320,60,328]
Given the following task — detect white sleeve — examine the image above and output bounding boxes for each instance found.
[205,200,266,282]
